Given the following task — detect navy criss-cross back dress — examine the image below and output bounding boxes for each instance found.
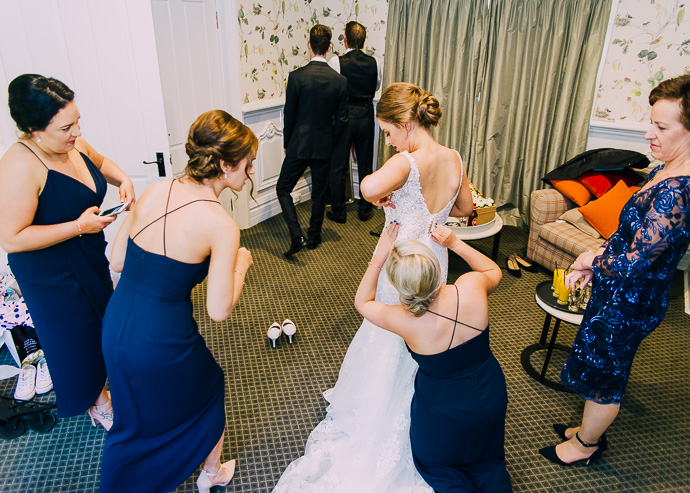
[100,183,225,492]
[407,287,511,493]
[9,146,112,417]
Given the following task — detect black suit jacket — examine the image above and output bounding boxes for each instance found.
[283,60,348,160]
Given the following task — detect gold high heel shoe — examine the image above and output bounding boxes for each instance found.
[88,398,113,431]
[197,459,236,493]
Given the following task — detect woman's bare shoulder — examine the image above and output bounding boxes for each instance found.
[0,142,46,182]
[383,152,414,169]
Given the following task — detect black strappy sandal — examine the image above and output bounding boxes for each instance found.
[539,431,605,466]
[0,396,56,439]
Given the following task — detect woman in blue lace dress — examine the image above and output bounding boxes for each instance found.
[539,74,690,466]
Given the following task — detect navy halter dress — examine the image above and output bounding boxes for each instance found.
[100,184,225,492]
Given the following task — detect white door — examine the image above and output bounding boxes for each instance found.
[151,0,225,177]
[0,0,171,252]
[151,0,250,227]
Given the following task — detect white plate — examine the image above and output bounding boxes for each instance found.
[446,216,497,235]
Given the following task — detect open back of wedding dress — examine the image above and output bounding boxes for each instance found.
[273,151,462,492]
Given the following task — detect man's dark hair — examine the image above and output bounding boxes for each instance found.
[310,24,332,56]
[345,21,366,50]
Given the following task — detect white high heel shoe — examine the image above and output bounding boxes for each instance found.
[197,459,236,493]
[281,319,296,344]
[267,322,282,348]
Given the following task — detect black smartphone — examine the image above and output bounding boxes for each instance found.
[98,203,127,216]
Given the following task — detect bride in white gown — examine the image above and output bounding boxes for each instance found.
[273,83,474,492]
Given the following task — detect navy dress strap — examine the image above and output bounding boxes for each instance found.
[131,179,220,256]
[18,141,49,169]
[427,285,484,350]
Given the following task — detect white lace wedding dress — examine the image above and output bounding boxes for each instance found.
[273,151,462,492]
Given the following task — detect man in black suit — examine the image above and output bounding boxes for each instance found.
[327,21,381,223]
[277,24,348,258]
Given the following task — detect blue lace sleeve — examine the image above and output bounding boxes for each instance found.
[593,177,690,279]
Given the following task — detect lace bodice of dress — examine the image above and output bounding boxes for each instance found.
[376,151,462,304]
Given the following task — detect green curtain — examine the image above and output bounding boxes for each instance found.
[381,0,612,227]
[471,0,612,226]
[380,0,489,165]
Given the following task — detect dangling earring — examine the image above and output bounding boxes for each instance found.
[35,135,42,143]
[224,171,228,179]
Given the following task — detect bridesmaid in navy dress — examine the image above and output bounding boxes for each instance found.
[539,74,690,466]
[355,223,511,492]
[0,74,134,427]
[100,110,256,492]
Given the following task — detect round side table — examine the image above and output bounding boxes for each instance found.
[449,215,504,261]
[521,280,583,392]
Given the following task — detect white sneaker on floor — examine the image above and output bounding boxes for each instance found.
[14,364,36,401]
[35,360,53,394]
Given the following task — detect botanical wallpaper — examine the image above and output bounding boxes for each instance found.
[238,0,388,103]
[594,0,690,125]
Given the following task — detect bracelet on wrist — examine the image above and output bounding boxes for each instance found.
[75,220,82,237]
[368,261,382,270]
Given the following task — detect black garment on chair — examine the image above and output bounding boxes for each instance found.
[542,148,649,182]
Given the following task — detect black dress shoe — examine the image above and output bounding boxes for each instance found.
[284,237,306,257]
[326,211,346,224]
[358,209,372,221]
[306,235,322,249]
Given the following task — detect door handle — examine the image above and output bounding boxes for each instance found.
[143,152,166,177]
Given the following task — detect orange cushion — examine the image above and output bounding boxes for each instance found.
[578,180,634,239]
[550,179,592,206]
[579,169,644,198]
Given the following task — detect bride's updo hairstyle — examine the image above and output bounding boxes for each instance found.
[386,239,442,317]
[376,82,442,128]
[185,110,258,190]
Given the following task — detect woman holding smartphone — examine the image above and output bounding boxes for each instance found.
[0,74,134,429]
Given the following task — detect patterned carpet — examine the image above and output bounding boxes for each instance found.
[0,201,688,492]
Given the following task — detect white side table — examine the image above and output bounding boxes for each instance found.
[449,215,504,261]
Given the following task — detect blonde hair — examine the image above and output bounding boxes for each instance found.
[385,239,442,316]
[376,82,442,128]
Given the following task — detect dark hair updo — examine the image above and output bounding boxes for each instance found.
[649,73,690,131]
[376,82,442,128]
[8,74,75,133]
[185,110,258,186]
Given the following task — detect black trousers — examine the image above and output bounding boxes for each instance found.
[330,103,375,218]
[276,155,330,240]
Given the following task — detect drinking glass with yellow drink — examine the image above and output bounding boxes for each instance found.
[552,267,565,298]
